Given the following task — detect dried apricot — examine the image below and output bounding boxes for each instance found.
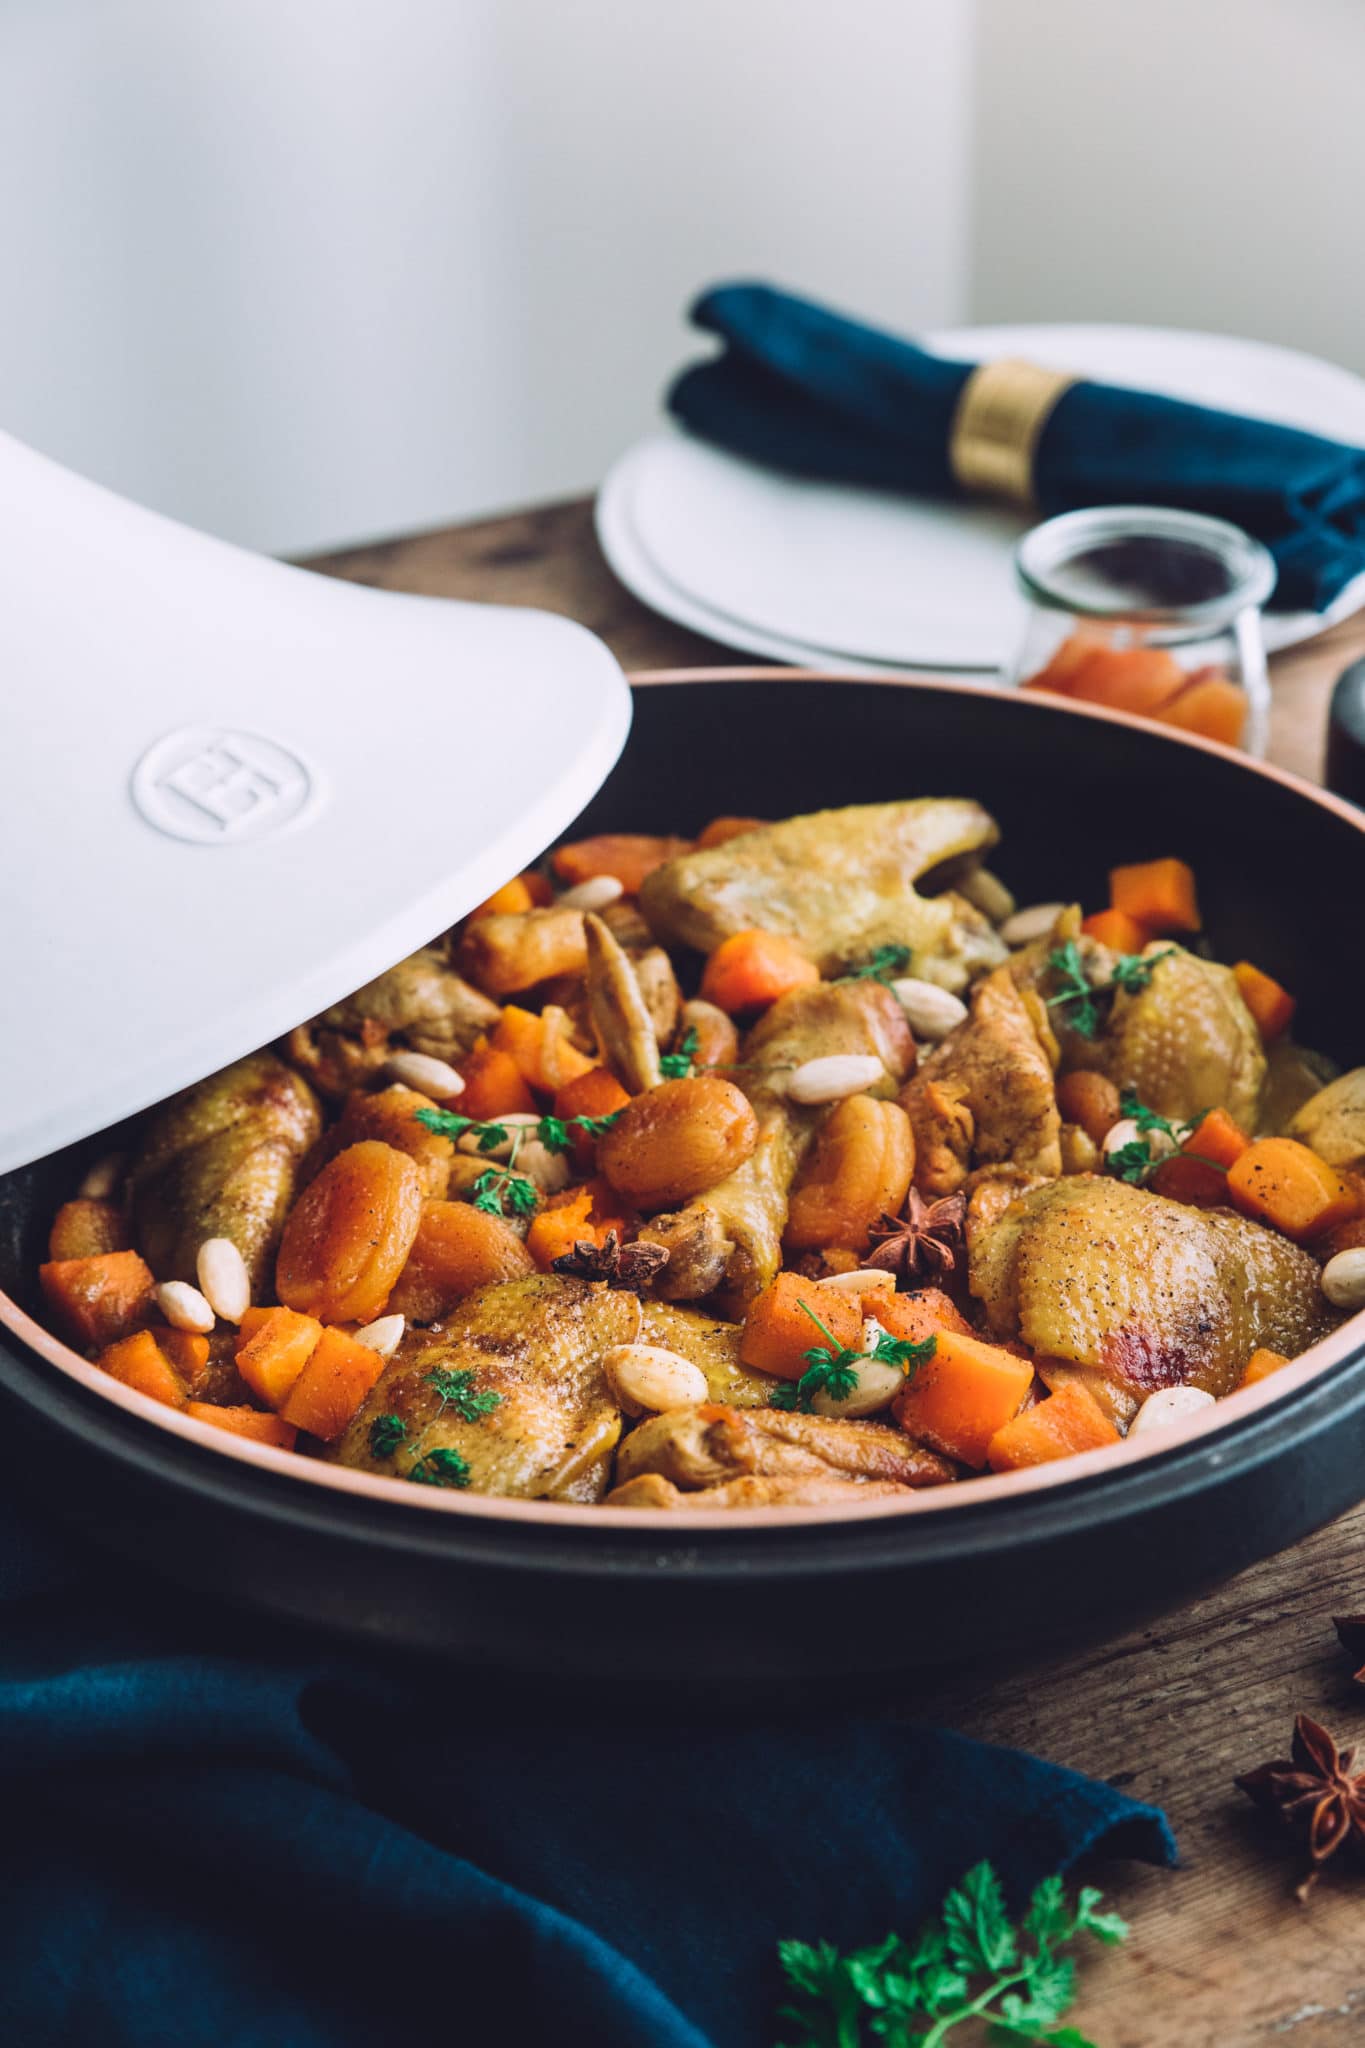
[387,1200,535,1323]
[275,1141,423,1323]
[597,1076,759,1211]
[785,1095,914,1254]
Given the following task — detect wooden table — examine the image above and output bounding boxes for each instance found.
[312,499,1365,2048]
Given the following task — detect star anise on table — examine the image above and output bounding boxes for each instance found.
[1333,1615,1365,1685]
[1235,1713,1365,1898]
[552,1229,669,1294]
[862,1188,967,1282]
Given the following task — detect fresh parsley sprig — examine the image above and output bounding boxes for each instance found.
[425,1365,502,1421]
[469,1168,540,1218]
[770,1301,935,1413]
[1105,1091,1228,1190]
[659,1025,702,1080]
[414,1105,624,1154]
[841,944,914,987]
[776,1860,1128,2048]
[1046,942,1176,1041]
[366,1370,501,1487]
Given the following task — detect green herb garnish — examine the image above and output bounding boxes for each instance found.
[660,1025,701,1079]
[469,1168,539,1218]
[842,944,914,986]
[776,1860,1128,2048]
[407,1446,472,1489]
[1047,942,1176,1041]
[367,1413,408,1459]
[415,1105,623,1157]
[1110,947,1175,994]
[424,1365,502,1422]
[770,1302,935,1413]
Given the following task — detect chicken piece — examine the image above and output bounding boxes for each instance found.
[583,912,661,1093]
[129,1052,321,1295]
[1096,947,1266,1132]
[901,967,1062,1197]
[455,906,588,998]
[1288,1069,1365,1171]
[612,1402,954,1495]
[1260,1041,1338,1138]
[647,981,916,1307]
[283,948,499,1099]
[970,1175,1332,1399]
[606,1471,913,1510]
[329,1276,766,1497]
[632,946,681,1046]
[639,798,1000,976]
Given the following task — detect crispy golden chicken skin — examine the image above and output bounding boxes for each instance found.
[129,1051,321,1296]
[283,947,499,1099]
[643,980,915,1307]
[1288,1068,1365,1170]
[330,1276,771,1500]
[902,966,1061,1197]
[639,798,1000,976]
[969,1175,1332,1401]
[608,1402,953,1507]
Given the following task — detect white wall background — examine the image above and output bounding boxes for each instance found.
[0,0,974,555]
[970,0,1365,377]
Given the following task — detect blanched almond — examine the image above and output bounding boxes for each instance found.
[384,1050,465,1099]
[959,868,1016,923]
[1129,1385,1216,1435]
[603,1342,709,1415]
[196,1238,250,1323]
[558,875,625,911]
[816,1268,896,1300]
[889,978,967,1041]
[354,1313,405,1358]
[1000,902,1068,947]
[155,1280,215,1333]
[78,1152,125,1201]
[1322,1248,1365,1312]
[457,1111,541,1158]
[786,1054,886,1105]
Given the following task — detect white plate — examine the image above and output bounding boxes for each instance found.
[598,322,1365,672]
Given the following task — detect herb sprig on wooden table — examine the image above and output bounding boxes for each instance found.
[776,1859,1128,2046]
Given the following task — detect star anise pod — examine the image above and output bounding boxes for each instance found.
[863,1188,967,1282]
[552,1229,669,1294]
[1235,1713,1365,1898]
[1333,1615,1365,1685]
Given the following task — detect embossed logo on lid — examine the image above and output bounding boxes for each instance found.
[131,727,316,844]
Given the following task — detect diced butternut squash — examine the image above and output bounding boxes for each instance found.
[553,1067,632,1169]
[699,929,820,1015]
[234,1306,324,1409]
[48,1198,129,1262]
[457,1044,538,1120]
[491,1005,596,1094]
[278,1326,387,1441]
[97,1330,189,1409]
[891,1328,1035,1467]
[1241,1347,1291,1388]
[525,1180,633,1270]
[39,1250,156,1351]
[873,1288,975,1344]
[153,1328,211,1392]
[1079,908,1151,954]
[1183,1106,1251,1171]
[696,815,769,849]
[1232,961,1297,1044]
[388,1199,535,1322]
[1155,671,1247,747]
[276,1141,424,1324]
[467,876,537,920]
[551,834,692,894]
[185,1402,298,1449]
[985,1379,1119,1472]
[1226,1138,1361,1243]
[1109,857,1201,934]
[738,1271,862,1379]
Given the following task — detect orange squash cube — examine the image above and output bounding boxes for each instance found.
[234,1306,324,1409]
[986,1379,1119,1471]
[1109,857,1201,934]
[1226,1138,1360,1243]
[185,1402,298,1449]
[1240,1348,1291,1388]
[891,1328,1035,1467]
[40,1250,156,1351]
[1232,961,1296,1044]
[98,1329,189,1409]
[278,1326,387,1441]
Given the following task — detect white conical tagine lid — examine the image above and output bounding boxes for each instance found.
[0,430,632,1173]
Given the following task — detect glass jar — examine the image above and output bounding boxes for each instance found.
[1008,506,1277,756]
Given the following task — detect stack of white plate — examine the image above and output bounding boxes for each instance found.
[597,322,1365,677]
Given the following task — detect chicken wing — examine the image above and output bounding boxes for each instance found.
[610,1402,954,1501]
[129,1051,321,1295]
[970,1174,1332,1401]
[644,980,916,1307]
[901,966,1062,1196]
[639,799,1000,976]
[1288,1068,1365,1170]
[283,947,499,1099]
[605,1472,913,1509]
[329,1276,769,1498]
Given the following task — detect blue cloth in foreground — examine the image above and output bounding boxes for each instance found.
[669,281,1365,614]
[0,1491,1175,2048]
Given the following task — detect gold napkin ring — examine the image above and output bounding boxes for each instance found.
[948,358,1076,506]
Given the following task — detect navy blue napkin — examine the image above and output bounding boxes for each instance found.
[0,1488,1174,2048]
[669,282,1365,613]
